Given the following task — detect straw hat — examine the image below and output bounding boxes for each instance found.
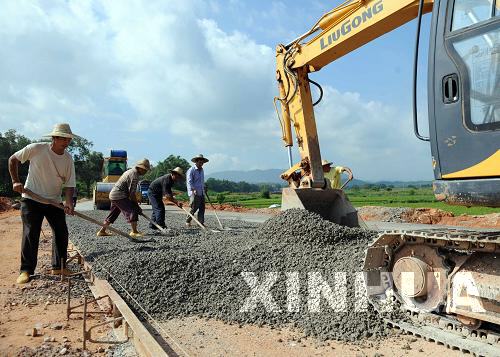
[45,123,78,139]
[321,159,333,166]
[191,154,209,163]
[170,167,185,178]
[135,158,151,171]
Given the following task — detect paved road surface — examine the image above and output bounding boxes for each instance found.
[75,199,496,232]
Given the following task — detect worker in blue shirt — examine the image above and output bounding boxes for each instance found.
[186,154,209,227]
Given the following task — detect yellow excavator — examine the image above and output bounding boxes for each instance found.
[275,0,499,354]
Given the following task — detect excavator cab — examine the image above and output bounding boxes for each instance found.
[428,0,500,207]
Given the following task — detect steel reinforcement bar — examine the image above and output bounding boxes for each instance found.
[67,242,177,357]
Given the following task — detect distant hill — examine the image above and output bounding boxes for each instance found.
[207,169,430,187]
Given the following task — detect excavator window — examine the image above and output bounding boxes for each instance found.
[451,0,497,31]
[448,0,500,132]
[452,28,500,130]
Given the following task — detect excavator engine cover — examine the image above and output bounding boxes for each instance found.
[281,187,359,227]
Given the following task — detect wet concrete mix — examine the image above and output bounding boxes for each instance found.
[67,208,393,342]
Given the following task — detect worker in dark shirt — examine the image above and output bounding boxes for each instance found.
[147,167,185,230]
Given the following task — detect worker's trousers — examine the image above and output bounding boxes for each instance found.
[20,198,68,274]
[186,195,205,225]
[148,192,165,229]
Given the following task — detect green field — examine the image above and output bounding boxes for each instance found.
[204,188,499,216]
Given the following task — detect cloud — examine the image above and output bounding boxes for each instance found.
[313,86,432,181]
[204,152,241,172]
[0,0,432,181]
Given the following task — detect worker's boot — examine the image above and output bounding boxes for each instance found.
[16,272,30,284]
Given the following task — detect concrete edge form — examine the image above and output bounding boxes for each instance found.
[68,242,173,357]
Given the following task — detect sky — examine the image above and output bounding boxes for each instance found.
[0,0,435,181]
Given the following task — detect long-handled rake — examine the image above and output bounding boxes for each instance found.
[24,189,152,243]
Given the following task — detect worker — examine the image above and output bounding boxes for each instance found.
[185,154,208,227]
[147,167,185,230]
[72,187,78,208]
[96,159,150,238]
[322,159,353,189]
[8,123,77,284]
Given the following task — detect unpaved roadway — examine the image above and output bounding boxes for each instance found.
[0,210,135,357]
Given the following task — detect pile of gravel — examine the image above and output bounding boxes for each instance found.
[67,209,390,342]
[257,208,373,245]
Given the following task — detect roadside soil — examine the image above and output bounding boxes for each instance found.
[0,210,118,357]
[158,316,463,357]
[358,206,500,229]
[0,197,15,212]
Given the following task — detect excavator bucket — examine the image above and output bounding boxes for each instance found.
[281,187,359,227]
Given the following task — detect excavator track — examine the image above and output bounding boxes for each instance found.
[364,228,500,356]
[385,309,500,356]
[368,228,500,254]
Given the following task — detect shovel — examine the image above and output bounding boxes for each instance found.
[176,204,222,233]
[23,189,151,243]
[179,205,207,231]
[205,192,231,231]
[139,212,169,235]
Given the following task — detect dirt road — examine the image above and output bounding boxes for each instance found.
[0,210,129,357]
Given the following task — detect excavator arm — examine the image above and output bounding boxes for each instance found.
[276,0,434,189]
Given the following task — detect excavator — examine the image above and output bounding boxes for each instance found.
[275,0,499,354]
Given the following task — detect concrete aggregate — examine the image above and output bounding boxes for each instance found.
[67,209,392,342]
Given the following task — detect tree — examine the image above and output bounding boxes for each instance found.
[65,137,104,197]
[67,137,104,197]
[0,130,32,196]
[145,155,191,191]
[260,185,271,199]
[67,136,92,162]
[77,151,104,197]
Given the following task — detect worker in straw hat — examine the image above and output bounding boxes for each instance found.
[185,154,209,227]
[97,158,151,238]
[322,159,353,189]
[147,167,185,231]
[8,123,77,284]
